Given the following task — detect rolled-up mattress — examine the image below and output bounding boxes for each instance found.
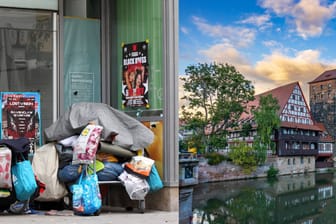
[99,141,136,158]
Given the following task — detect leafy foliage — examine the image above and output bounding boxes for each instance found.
[204,152,229,165]
[252,94,280,164]
[267,165,279,178]
[180,63,255,152]
[229,142,257,174]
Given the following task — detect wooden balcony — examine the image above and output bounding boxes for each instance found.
[277,134,320,142]
[277,148,318,156]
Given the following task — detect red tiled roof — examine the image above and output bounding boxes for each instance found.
[240,81,320,132]
[281,121,322,131]
[240,82,298,120]
[308,69,336,84]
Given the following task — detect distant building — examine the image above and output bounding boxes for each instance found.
[315,122,334,169]
[309,69,336,140]
[228,82,331,174]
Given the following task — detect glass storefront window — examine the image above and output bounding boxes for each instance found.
[63,0,101,110]
[0,8,55,142]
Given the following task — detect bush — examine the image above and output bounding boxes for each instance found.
[267,165,279,178]
[228,142,257,174]
[205,152,227,165]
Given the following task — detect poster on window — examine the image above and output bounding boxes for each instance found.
[122,41,149,108]
[0,92,41,146]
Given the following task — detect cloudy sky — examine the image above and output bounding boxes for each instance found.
[179,0,336,102]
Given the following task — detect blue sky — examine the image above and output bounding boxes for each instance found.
[179,0,336,99]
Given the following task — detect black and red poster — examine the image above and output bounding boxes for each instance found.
[1,92,41,145]
[122,41,149,108]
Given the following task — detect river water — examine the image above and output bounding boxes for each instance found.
[181,171,336,224]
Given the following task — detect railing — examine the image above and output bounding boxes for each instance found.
[227,136,254,141]
[278,148,318,156]
[179,152,198,161]
[318,149,333,155]
[277,134,320,142]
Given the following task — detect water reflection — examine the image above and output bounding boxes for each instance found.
[187,172,336,224]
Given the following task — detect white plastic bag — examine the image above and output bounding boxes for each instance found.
[72,124,103,164]
[32,143,68,201]
[118,171,149,200]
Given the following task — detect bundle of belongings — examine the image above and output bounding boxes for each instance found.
[41,102,162,212]
[0,138,46,214]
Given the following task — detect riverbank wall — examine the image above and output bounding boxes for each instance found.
[198,157,336,183]
[198,159,268,183]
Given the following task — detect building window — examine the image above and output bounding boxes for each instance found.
[301,156,304,164]
[0,9,55,142]
[308,158,311,163]
[288,159,291,165]
[293,158,295,165]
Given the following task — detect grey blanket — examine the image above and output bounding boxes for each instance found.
[44,102,154,151]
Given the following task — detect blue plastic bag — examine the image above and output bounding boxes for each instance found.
[12,159,37,201]
[146,164,163,192]
[70,167,102,215]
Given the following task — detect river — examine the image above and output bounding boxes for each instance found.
[180,171,336,224]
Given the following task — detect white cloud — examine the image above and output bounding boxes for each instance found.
[199,43,250,66]
[259,0,336,38]
[192,40,336,100]
[180,26,189,34]
[239,14,273,30]
[262,40,282,48]
[293,0,336,38]
[254,49,335,97]
[258,0,295,15]
[191,16,256,47]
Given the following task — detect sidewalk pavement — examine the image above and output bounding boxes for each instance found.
[0,208,179,224]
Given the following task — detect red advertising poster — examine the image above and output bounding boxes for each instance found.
[122,41,149,108]
[1,92,41,145]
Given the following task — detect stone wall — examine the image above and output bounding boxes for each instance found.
[270,156,315,175]
[197,155,315,183]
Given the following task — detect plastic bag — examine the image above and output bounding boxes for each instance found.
[12,154,37,201]
[70,167,102,215]
[124,156,154,178]
[118,171,149,200]
[32,143,68,201]
[147,164,163,192]
[72,124,103,164]
[0,147,12,189]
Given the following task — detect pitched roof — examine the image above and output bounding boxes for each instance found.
[309,69,336,84]
[240,81,322,131]
[240,82,298,121]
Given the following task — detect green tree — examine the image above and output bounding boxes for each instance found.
[229,141,257,174]
[252,94,280,164]
[180,63,255,152]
